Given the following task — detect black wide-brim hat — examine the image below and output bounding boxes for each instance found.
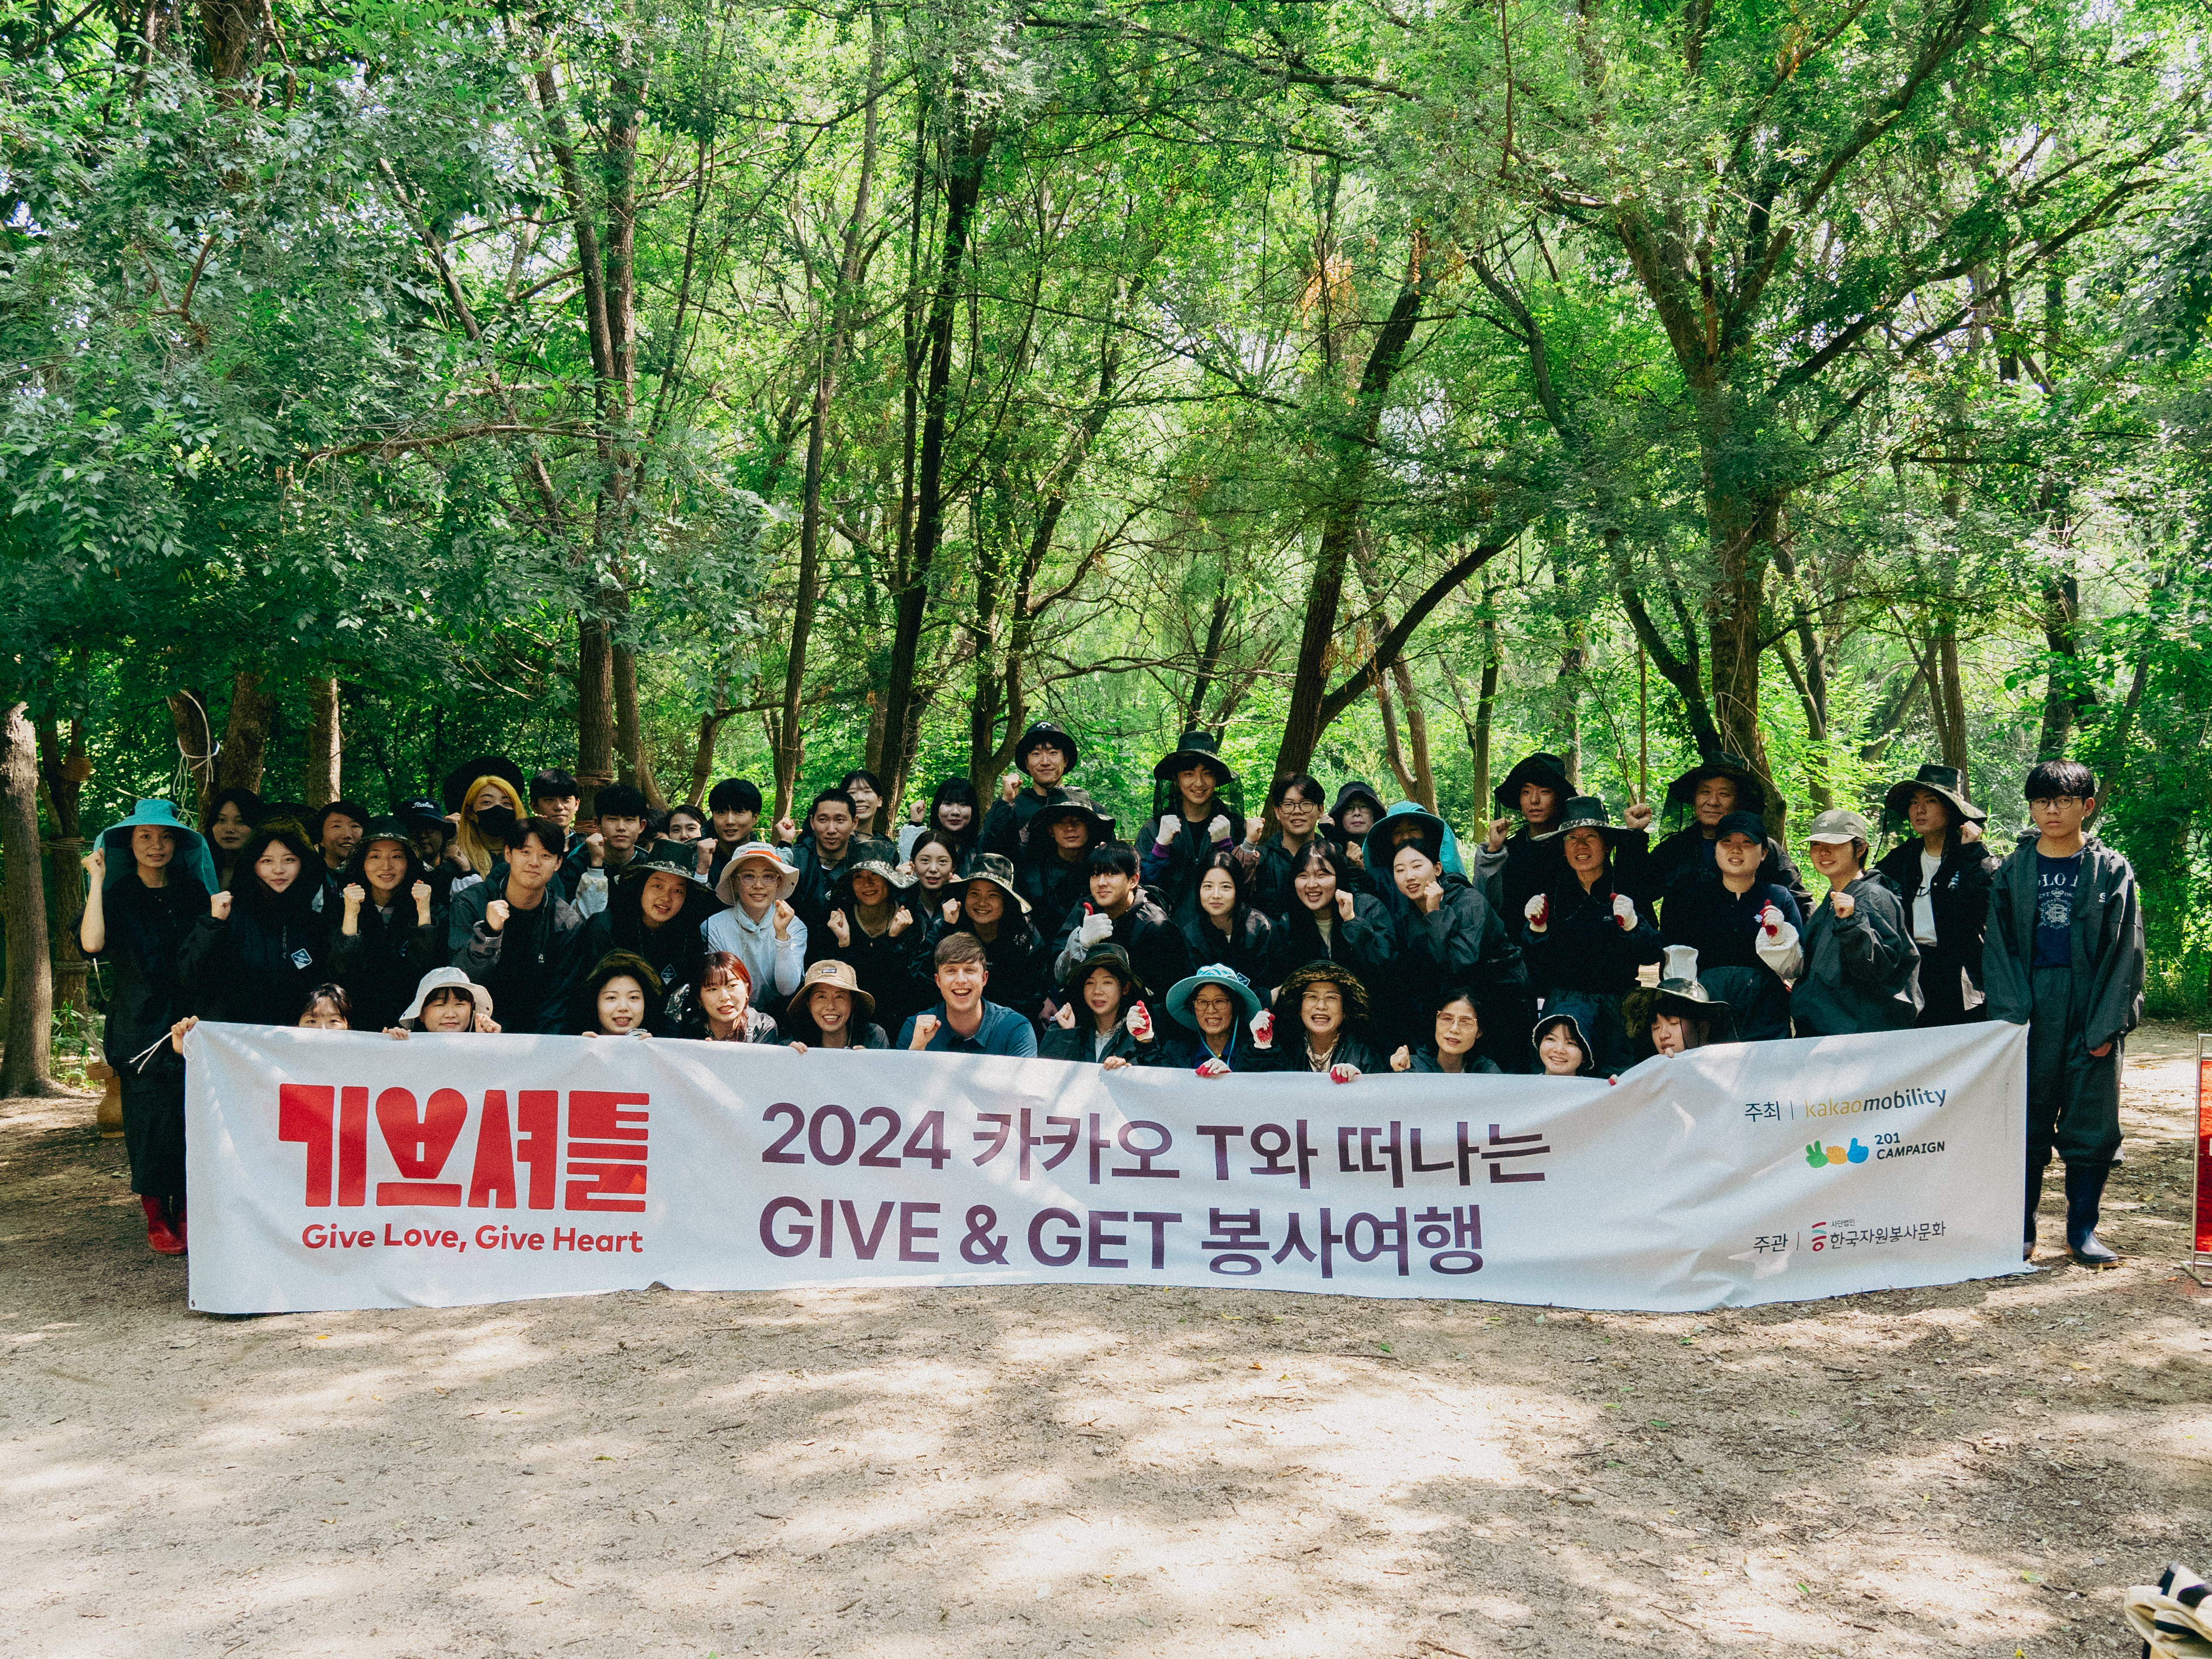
[1882,764,1986,825]
[1551,794,1631,846]
[1015,720,1081,773]
[1493,753,1574,816]
[615,851,715,893]
[1152,728,1234,787]
[832,837,917,893]
[1029,797,1110,841]
[1663,752,1767,815]
[441,755,528,815]
[1624,947,1739,1043]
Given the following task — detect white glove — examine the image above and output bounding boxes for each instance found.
[1206,814,1231,842]
[1523,893,1549,933]
[1077,907,1114,947]
[1754,905,1803,979]
[1611,893,1637,931]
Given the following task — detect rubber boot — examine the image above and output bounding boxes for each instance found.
[2063,1162,2120,1267]
[169,1196,187,1252]
[2023,1160,2045,1259]
[141,1194,185,1256]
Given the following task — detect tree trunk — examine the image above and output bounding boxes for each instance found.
[1184,565,1233,733]
[879,117,995,793]
[1391,655,1435,810]
[166,688,216,817]
[576,617,615,806]
[34,717,88,1022]
[217,668,275,793]
[2036,571,2090,758]
[302,675,342,808]
[0,703,57,1097]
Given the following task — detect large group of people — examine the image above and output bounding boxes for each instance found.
[80,723,2142,1272]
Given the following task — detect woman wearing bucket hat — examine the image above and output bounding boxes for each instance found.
[1655,809,1803,1041]
[179,820,335,1026]
[1254,961,1384,1080]
[924,851,1054,1028]
[1759,808,1922,1035]
[814,838,930,1037]
[781,959,890,1051]
[1531,1011,1599,1078]
[578,849,718,1016]
[1138,728,1243,914]
[78,800,217,1255]
[705,841,807,1006]
[328,816,441,1032]
[385,966,499,1035]
[979,719,1099,864]
[1015,797,1108,926]
[1175,848,1275,986]
[1387,985,1501,1075]
[1377,808,1535,1069]
[1519,796,1661,1077]
[1873,764,2000,1028]
[1624,946,1740,1058]
[1040,943,1162,1069]
[1646,753,1812,916]
[1159,962,1276,1073]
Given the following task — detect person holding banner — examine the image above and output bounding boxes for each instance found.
[385,967,499,1034]
[1875,764,2000,1028]
[575,951,662,1038]
[1624,947,1738,1057]
[576,850,716,1019]
[1258,961,1381,1080]
[1983,760,2145,1267]
[1160,963,1275,1074]
[1532,1011,1599,1077]
[1388,987,1501,1075]
[1760,809,1923,1035]
[781,960,890,1052]
[79,800,217,1257]
[1040,943,1162,1068]
[900,931,1040,1056]
[675,952,782,1043]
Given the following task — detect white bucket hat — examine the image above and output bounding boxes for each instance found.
[400,967,494,1028]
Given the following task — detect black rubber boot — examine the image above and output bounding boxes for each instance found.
[2023,1160,2046,1259]
[2064,1162,2119,1267]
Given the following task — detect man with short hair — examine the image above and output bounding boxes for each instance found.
[566,781,654,918]
[702,778,764,886]
[788,788,860,932]
[449,814,587,1033]
[979,721,1098,863]
[1052,842,1193,1002]
[1757,808,1920,1035]
[900,931,1039,1056]
[529,770,583,852]
[1983,760,2144,1265]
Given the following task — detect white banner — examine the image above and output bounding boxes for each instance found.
[183,1020,2027,1315]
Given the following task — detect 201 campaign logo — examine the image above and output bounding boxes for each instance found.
[1804,1138,1868,1168]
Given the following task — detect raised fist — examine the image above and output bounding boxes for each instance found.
[772,814,797,844]
[772,899,795,940]
[1624,800,1654,831]
[342,883,367,910]
[1334,889,1356,922]
[209,890,233,921]
[1054,1002,1077,1029]
[887,907,912,937]
[1758,903,1785,940]
[1413,878,1444,915]
[1831,890,1856,920]
[941,897,961,926]
[827,909,851,947]
[1483,819,1508,853]
[1156,817,1180,846]
[485,898,510,933]
[81,846,106,880]
[909,1012,941,1050]
[411,880,433,914]
[1250,1009,1275,1046]
[584,830,606,867]
[1611,892,1638,931]
[1390,1044,1412,1073]
[1343,840,1364,866]
[1127,1002,1153,1042]
[1244,816,1265,846]
[1206,814,1231,844]
[1523,893,1549,932]
[479,1015,501,1035]
[1001,773,1021,803]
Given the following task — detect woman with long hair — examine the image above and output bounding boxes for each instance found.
[1175,848,1273,985]
[923,776,984,871]
[451,773,527,886]
[839,768,887,840]
[200,786,262,892]
[906,828,965,915]
[1039,944,1161,1069]
[180,821,334,1026]
[328,816,440,1032]
[1261,842,1395,1004]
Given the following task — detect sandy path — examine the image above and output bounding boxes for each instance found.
[4,1027,2207,1658]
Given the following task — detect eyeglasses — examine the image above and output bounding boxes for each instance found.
[2027,796,2085,808]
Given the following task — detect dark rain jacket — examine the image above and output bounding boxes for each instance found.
[979,784,1102,865]
[1657,872,1801,1042]
[1651,827,1814,918]
[1788,872,1923,1036]
[808,893,932,1039]
[1251,1027,1390,1076]
[1393,874,1535,1068]
[449,876,588,1035]
[576,882,717,1019]
[1873,836,2001,1027]
[182,887,334,1026]
[329,902,446,1033]
[1401,1046,1503,1076]
[1039,1014,1166,1067]
[1176,905,1275,986]
[1136,807,1240,915]
[1050,896,1194,1012]
[90,872,206,1069]
[1984,835,2144,1056]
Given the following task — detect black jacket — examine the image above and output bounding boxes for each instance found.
[1520,878,1662,999]
[1401,1045,1503,1076]
[808,894,931,1038]
[1651,827,1812,917]
[1051,896,1194,1010]
[1789,872,1922,1036]
[1251,1027,1389,1075]
[1016,850,1092,936]
[182,888,333,1026]
[1039,1014,1165,1066]
[980,784,1102,864]
[1176,904,1275,986]
[1873,836,2001,1025]
[90,872,205,1065]
[329,902,446,1033]
[448,876,588,1035]
[1137,807,1239,915]
[1264,891,1398,999]
[576,884,716,1022]
[1657,871,1801,1042]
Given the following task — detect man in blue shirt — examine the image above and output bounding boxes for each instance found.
[1984,760,2145,1267]
[900,931,1040,1057]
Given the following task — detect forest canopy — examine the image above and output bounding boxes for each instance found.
[5,0,2210,1049]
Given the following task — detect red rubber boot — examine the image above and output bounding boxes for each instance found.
[141,1194,185,1255]
[169,1197,187,1252]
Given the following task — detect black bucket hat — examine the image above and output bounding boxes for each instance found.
[1330,780,1387,824]
[1153,728,1234,787]
[1029,797,1111,844]
[1015,720,1081,774]
[1623,945,1739,1043]
[615,849,715,893]
[1060,941,1140,994]
[1664,753,1768,817]
[1493,753,1574,817]
[958,851,1031,913]
[358,814,415,850]
[1530,1011,1597,1076]
[832,837,916,894]
[1883,764,1987,827]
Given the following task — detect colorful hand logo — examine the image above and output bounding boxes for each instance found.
[1804,1138,1870,1168]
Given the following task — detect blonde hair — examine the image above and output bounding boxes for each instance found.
[453,775,527,876]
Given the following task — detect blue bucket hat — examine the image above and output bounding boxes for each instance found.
[1165,962,1262,1028]
[1363,801,1466,878]
[97,800,218,894]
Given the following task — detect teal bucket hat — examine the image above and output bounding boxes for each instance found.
[1362,801,1466,877]
[1165,962,1262,1028]
[97,800,219,894]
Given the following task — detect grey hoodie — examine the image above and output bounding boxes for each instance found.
[1789,871,1923,1036]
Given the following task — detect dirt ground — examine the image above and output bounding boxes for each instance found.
[4,1028,2207,1659]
